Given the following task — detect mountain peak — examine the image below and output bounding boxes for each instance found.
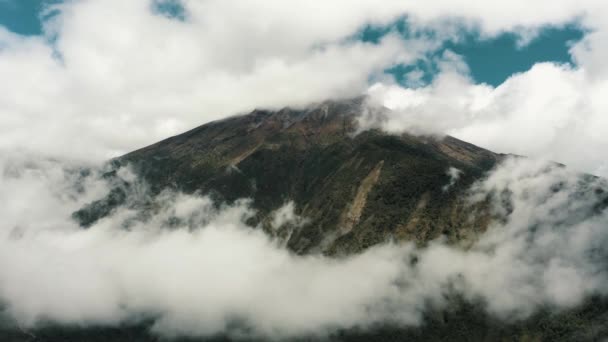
[236,96,369,137]
[79,100,502,254]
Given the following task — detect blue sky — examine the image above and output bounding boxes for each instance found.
[0,0,45,35]
[1,0,585,87]
[359,18,585,86]
[0,0,184,34]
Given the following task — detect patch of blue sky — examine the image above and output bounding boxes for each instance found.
[0,0,186,37]
[0,1,586,87]
[358,17,586,87]
[152,0,186,21]
[0,0,47,35]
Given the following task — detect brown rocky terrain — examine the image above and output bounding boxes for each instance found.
[75,97,504,255]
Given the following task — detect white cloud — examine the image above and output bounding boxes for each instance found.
[1,0,607,164]
[270,201,307,231]
[1,156,607,338]
[365,60,608,176]
[442,166,462,191]
[0,0,433,161]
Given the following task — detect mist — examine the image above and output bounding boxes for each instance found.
[1,154,607,339]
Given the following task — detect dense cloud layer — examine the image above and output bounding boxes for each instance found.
[0,0,427,161]
[1,155,607,339]
[1,0,608,169]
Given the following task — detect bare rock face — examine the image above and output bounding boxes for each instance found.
[74,97,503,255]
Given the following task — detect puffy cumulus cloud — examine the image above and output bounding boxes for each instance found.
[365,59,608,176]
[0,0,432,162]
[1,154,608,339]
[361,50,483,135]
[355,3,608,178]
[1,0,607,163]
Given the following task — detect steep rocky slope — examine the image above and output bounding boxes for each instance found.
[75,97,503,255]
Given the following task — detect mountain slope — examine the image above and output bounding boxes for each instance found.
[75,97,503,255]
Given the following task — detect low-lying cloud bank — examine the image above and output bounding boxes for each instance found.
[1,154,607,339]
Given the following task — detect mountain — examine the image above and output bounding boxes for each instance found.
[6,97,608,341]
[74,97,503,255]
